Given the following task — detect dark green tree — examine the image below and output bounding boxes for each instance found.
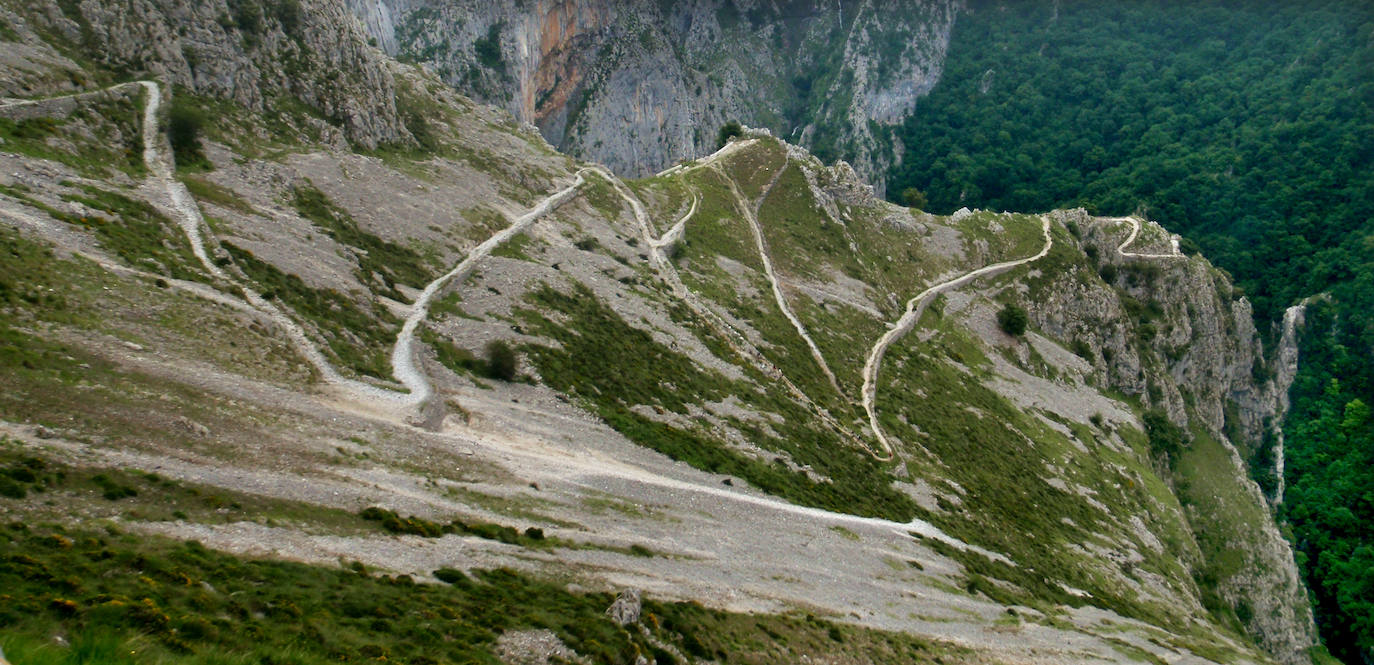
[996,303,1028,336]
[900,187,928,210]
[716,121,744,149]
[167,98,207,168]
[483,340,517,381]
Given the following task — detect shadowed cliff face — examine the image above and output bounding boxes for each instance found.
[350,0,956,186]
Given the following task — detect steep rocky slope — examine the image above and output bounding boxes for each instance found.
[0,1,1317,663]
[347,0,955,188]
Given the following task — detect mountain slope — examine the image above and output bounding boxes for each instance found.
[0,1,1318,664]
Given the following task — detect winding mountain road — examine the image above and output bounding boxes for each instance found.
[144,81,585,411]
[392,171,588,405]
[596,166,867,453]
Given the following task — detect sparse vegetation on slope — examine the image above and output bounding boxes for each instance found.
[0,522,983,665]
[222,242,398,380]
[289,182,436,299]
[518,283,917,521]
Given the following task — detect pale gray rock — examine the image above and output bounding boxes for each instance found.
[605,588,642,625]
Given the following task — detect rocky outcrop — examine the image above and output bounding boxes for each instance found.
[348,0,957,184]
[604,588,641,625]
[7,0,412,149]
[1027,210,1317,665]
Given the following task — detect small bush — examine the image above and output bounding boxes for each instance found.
[91,474,137,501]
[900,187,927,210]
[1143,410,1189,468]
[433,568,468,585]
[0,476,26,499]
[474,23,504,70]
[716,121,744,149]
[167,99,208,168]
[996,303,1028,336]
[483,341,517,381]
[1098,263,1117,283]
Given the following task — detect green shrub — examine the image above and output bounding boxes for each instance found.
[433,568,468,585]
[168,98,208,169]
[0,476,25,499]
[716,121,744,149]
[1143,409,1188,468]
[483,340,517,381]
[900,187,927,210]
[474,23,504,70]
[996,303,1028,336]
[91,474,137,500]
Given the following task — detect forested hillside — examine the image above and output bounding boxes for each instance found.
[884,1,1373,661]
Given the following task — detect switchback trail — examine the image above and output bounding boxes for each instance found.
[594,166,869,457]
[861,216,1054,460]
[392,171,588,405]
[1111,216,1184,259]
[136,80,584,412]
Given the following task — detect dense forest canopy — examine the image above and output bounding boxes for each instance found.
[880,0,1374,661]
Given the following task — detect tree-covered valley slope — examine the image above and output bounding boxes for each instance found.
[882,1,1373,661]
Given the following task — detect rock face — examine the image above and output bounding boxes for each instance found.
[1028,210,1318,665]
[347,0,956,186]
[604,588,641,626]
[4,0,412,149]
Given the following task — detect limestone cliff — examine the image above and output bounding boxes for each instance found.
[1022,209,1318,664]
[347,0,956,187]
[2,0,412,149]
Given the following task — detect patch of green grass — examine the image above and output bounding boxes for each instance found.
[0,446,367,532]
[582,172,625,220]
[829,525,860,541]
[458,204,507,242]
[875,321,1200,630]
[290,182,435,299]
[719,136,788,201]
[1174,425,1270,635]
[756,162,855,279]
[488,232,535,261]
[0,183,202,282]
[222,242,397,380]
[358,506,555,548]
[181,175,254,214]
[0,223,78,321]
[60,186,204,280]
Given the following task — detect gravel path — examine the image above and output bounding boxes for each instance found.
[391,170,587,405]
[720,166,843,395]
[1110,216,1184,258]
[647,193,697,249]
[597,164,867,459]
[140,81,587,414]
